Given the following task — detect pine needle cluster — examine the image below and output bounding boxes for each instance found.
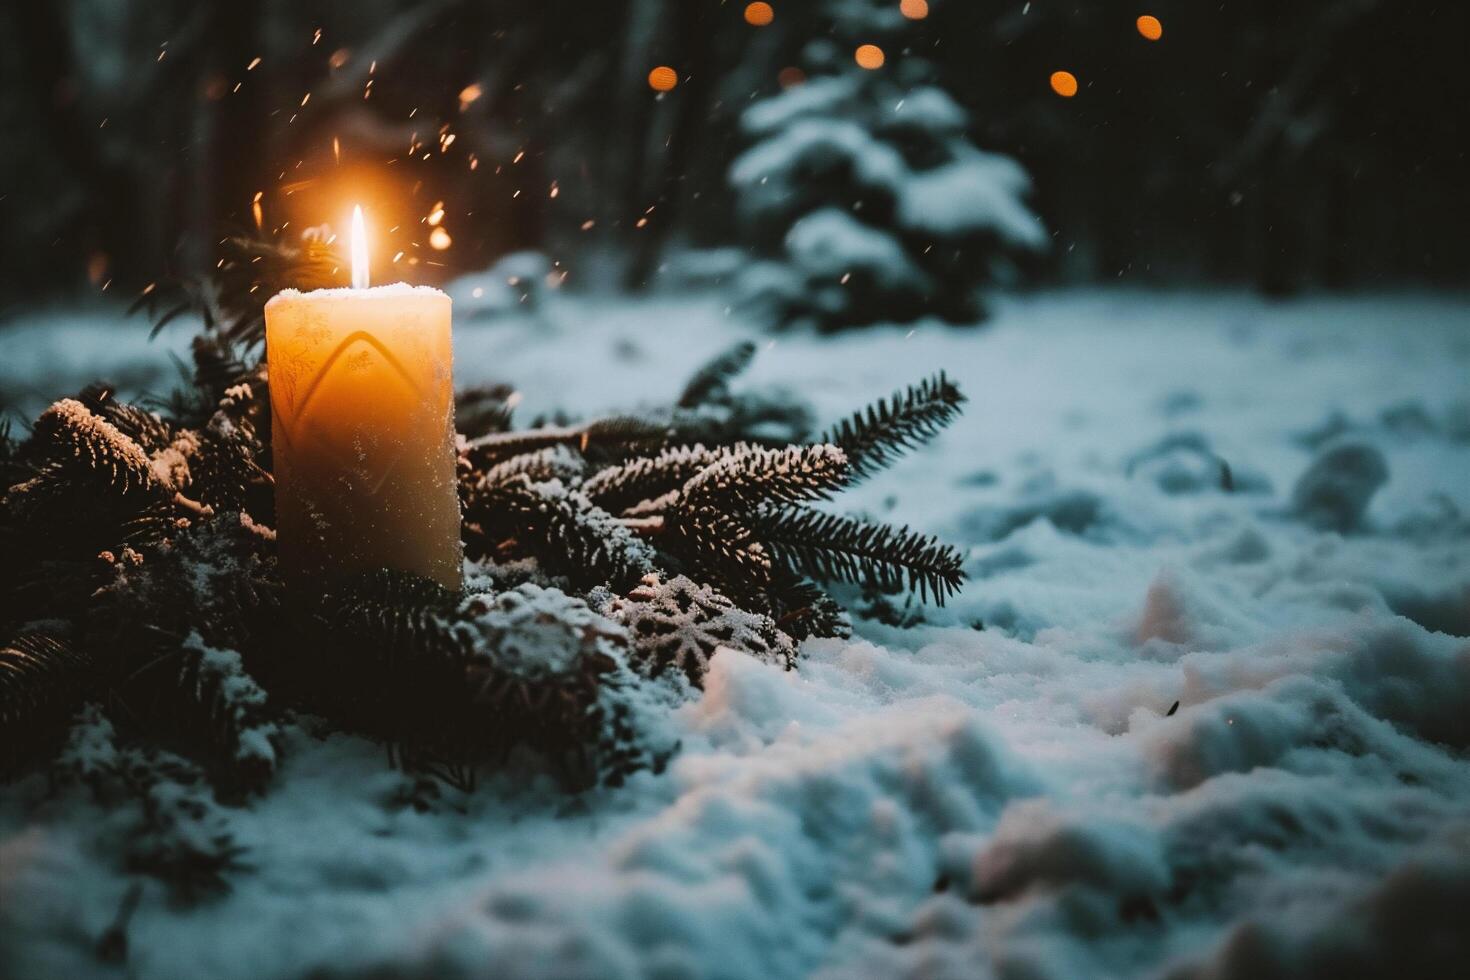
[2,233,971,901]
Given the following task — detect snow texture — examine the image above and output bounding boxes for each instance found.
[3,288,1470,978]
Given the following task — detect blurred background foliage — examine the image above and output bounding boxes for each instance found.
[1,0,1465,310]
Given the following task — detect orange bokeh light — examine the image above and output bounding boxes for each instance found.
[648,66,678,92]
[1050,70,1078,97]
[1137,15,1163,41]
[744,2,774,26]
[855,44,885,70]
[900,0,929,20]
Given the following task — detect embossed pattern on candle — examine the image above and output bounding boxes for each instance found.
[265,285,462,593]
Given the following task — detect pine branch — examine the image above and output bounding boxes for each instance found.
[463,416,670,470]
[760,570,852,641]
[132,233,345,349]
[664,506,773,584]
[319,569,466,673]
[190,333,255,405]
[119,748,250,903]
[0,628,97,775]
[820,373,965,481]
[30,399,161,497]
[677,340,757,408]
[681,444,849,510]
[175,633,279,792]
[755,508,966,604]
[476,445,585,492]
[580,444,725,515]
[77,385,175,455]
[470,478,655,589]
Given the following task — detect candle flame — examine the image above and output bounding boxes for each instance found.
[350,205,369,288]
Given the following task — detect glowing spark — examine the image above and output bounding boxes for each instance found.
[392,250,405,264]
[647,66,678,92]
[636,217,648,228]
[350,205,370,288]
[252,191,264,230]
[427,203,445,225]
[899,0,929,20]
[300,92,310,106]
[744,3,774,27]
[329,47,350,68]
[513,149,525,164]
[312,28,322,45]
[459,83,483,108]
[332,136,340,164]
[854,44,885,69]
[1137,15,1163,41]
[429,227,452,250]
[549,182,559,198]
[581,220,595,231]
[247,57,261,71]
[1050,70,1079,97]
[142,282,157,296]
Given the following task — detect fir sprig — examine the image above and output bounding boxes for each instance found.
[756,508,965,603]
[820,372,965,481]
[677,340,758,409]
[6,250,972,818]
[0,629,95,772]
[132,233,345,348]
[581,444,726,515]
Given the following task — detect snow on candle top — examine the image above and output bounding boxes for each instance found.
[265,283,448,308]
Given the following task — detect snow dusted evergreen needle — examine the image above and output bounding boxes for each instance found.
[0,241,971,884]
[821,372,965,481]
[0,630,95,774]
[676,339,758,409]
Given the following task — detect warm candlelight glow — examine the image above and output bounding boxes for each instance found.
[350,204,370,288]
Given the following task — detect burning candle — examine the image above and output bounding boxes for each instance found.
[264,206,463,594]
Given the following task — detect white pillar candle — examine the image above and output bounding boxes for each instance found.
[264,207,462,593]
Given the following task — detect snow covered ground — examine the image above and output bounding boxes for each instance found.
[3,287,1469,978]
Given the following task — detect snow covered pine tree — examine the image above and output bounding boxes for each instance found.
[729,0,1047,330]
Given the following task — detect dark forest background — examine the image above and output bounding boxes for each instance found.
[1,0,1466,310]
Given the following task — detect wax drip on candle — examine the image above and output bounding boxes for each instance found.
[350,204,370,289]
